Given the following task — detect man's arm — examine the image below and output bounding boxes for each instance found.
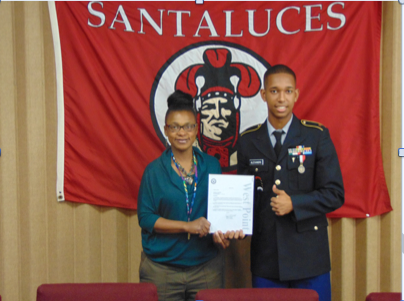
[237,137,250,175]
[290,128,344,221]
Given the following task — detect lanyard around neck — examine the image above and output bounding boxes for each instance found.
[171,151,198,225]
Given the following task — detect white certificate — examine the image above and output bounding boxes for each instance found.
[207,174,254,235]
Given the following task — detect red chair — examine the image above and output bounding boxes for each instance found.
[195,288,319,301]
[366,292,402,301]
[37,283,158,301]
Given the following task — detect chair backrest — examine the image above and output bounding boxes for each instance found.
[37,283,158,301]
[366,292,402,301]
[195,288,319,301]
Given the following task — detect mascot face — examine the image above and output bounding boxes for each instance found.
[200,95,234,141]
[173,46,264,170]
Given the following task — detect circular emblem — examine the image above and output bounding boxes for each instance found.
[150,41,270,172]
[211,178,217,184]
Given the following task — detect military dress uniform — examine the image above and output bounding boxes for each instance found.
[237,115,344,281]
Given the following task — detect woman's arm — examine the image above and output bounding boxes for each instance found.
[154,216,211,237]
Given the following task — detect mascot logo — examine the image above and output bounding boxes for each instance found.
[150,42,270,172]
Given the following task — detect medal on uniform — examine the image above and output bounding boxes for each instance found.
[289,146,311,174]
[298,154,306,174]
[289,146,312,156]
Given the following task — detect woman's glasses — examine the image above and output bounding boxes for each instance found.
[166,123,197,133]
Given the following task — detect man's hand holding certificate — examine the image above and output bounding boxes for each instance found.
[207,174,254,235]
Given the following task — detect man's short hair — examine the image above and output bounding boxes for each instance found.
[263,65,296,87]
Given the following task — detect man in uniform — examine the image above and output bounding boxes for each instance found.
[237,65,344,301]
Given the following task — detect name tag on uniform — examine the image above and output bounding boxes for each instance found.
[249,159,264,166]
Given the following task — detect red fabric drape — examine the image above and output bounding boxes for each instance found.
[53,1,391,217]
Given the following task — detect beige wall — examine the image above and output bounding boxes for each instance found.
[0,2,401,301]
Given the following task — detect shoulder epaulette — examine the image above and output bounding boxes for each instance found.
[241,124,262,136]
[301,120,324,131]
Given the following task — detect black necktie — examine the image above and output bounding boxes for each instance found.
[273,131,284,157]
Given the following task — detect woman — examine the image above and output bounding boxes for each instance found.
[138,90,239,301]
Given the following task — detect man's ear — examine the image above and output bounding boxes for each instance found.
[294,89,300,103]
[260,89,266,102]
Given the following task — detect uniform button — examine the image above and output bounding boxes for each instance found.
[276,165,281,171]
[255,168,258,172]
[314,226,318,231]
[275,179,281,186]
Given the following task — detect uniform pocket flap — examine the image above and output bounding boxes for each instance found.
[296,217,328,233]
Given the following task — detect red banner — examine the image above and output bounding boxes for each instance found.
[49,1,391,217]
